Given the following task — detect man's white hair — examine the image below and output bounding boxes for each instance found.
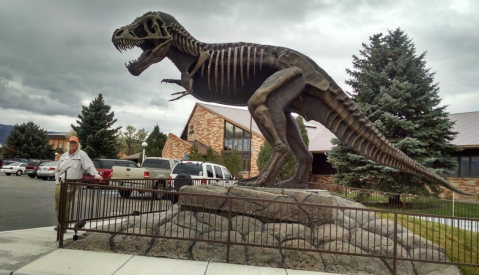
[66,141,82,151]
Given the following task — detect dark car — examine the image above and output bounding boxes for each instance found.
[82,159,140,185]
[1,159,14,168]
[0,158,8,169]
[14,158,28,163]
[26,159,55,178]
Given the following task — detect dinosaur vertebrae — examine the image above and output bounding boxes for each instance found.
[168,24,268,97]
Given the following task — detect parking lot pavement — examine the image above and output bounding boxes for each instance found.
[0,174,58,231]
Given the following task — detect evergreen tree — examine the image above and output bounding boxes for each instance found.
[71,94,121,159]
[187,143,202,161]
[256,116,310,181]
[327,28,460,197]
[145,124,167,157]
[1,122,54,159]
[222,147,242,177]
[205,147,219,163]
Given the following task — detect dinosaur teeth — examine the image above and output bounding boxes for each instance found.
[125,51,152,68]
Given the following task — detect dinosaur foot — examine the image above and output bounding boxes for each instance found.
[277,179,308,189]
[237,175,277,187]
[238,177,262,187]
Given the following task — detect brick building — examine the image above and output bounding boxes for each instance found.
[163,103,265,177]
[47,132,68,160]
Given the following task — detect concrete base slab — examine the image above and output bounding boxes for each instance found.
[287,269,340,275]
[115,256,209,275]
[13,250,132,275]
[207,262,286,275]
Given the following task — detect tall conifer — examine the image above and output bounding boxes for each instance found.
[327,29,460,197]
[71,94,121,158]
[2,122,54,159]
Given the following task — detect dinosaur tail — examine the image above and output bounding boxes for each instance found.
[303,87,474,196]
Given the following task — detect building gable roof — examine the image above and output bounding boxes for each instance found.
[449,111,479,147]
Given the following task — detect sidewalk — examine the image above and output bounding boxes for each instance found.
[0,227,339,275]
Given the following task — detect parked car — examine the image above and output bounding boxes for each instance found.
[1,162,27,176]
[27,160,54,178]
[110,157,178,198]
[82,159,140,185]
[26,159,53,178]
[2,159,15,167]
[14,158,28,163]
[36,162,58,180]
[167,161,236,203]
[169,161,236,190]
[0,158,8,169]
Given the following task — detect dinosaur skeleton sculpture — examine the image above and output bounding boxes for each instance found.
[112,11,473,196]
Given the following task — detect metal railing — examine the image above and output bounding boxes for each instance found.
[57,179,479,274]
[314,183,479,218]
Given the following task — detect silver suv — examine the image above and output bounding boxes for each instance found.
[168,161,236,190]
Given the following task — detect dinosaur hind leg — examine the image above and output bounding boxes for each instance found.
[277,113,313,189]
[242,67,306,187]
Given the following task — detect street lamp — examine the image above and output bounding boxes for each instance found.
[141,141,148,165]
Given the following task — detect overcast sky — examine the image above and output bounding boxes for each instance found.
[1,0,478,137]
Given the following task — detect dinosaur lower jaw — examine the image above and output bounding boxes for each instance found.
[126,49,152,72]
[124,39,171,76]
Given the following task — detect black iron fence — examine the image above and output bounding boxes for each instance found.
[314,183,479,219]
[57,179,479,274]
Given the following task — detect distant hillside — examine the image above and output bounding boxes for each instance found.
[0,124,14,144]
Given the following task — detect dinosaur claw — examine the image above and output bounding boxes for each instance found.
[169,90,193,101]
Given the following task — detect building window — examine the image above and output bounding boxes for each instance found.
[224,121,252,171]
[58,142,63,149]
[450,156,479,178]
[188,125,194,135]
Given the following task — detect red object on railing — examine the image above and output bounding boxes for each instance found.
[167,176,172,187]
[143,171,150,179]
[201,179,207,185]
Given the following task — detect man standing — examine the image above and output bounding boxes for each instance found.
[54,136,103,231]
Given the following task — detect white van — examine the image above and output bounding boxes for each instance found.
[168,161,236,191]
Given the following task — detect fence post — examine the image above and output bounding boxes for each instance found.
[226,197,232,263]
[393,213,398,275]
[452,192,455,218]
[57,171,68,247]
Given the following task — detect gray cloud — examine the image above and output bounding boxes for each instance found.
[0,0,478,135]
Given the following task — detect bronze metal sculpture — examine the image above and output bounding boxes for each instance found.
[112,11,473,196]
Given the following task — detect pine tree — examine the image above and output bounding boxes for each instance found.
[205,147,219,163]
[187,143,202,161]
[71,94,121,159]
[327,28,460,197]
[1,122,54,159]
[145,124,167,157]
[222,147,242,177]
[256,116,310,181]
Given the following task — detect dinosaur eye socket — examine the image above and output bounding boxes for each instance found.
[134,25,148,38]
[146,19,155,33]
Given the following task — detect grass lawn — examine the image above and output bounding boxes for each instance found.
[339,191,479,218]
[379,213,479,275]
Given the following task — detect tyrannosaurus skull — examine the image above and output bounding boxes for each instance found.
[112,12,172,76]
